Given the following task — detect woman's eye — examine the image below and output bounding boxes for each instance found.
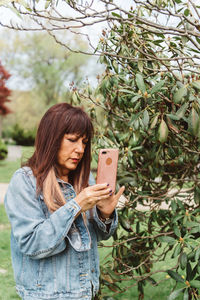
[83,140,88,145]
[68,139,76,142]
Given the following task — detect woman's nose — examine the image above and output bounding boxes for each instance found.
[75,142,84,153]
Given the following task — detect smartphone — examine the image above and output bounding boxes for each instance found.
[96,148,119,192]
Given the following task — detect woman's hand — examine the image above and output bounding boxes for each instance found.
[75,183,112,212]
[96,186,125,218]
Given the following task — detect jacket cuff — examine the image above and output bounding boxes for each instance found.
[63,198,81,217]
[94,206,118,233]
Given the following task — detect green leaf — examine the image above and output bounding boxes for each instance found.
[143,110,149,128]
[195,247,200,261]
[131,95,142,103]
[158,236,176,245]
[173,225,181,238]
[194,187,200,204]
[118,176,137,187]
[176,103,188,119]
[190,280,200,289]
[173,215,184,223]
[198,264,200,275]
[146,277,157,286]
[172,243,181,258]
[150,114,159,129]
[167,270,184,283]
[136,73,146,93]
[158,119,169,143]
[167,288,185,300]
[173,86,187,103]
[129,111,143,125]
[188,107,200,136]
[171,201,177,213]
[150,80,165,94]
[138,60,144,73]
[181,36,189,45]
[195,37,200,44]
[183,289,188,300]
[191,80,200,90]
[118,89,134,94]
[189,227,200,234]
[112,60,118,73]
[45,0,51,9]
[166,114,180,121]
[184,9,190,16]
[131,145,143,151]
[112,12,121,18]
[180,253,187,270]
[129,132,140,146]
[186,262,192,281]
[120,216,132,232]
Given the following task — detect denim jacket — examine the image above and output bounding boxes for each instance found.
[4,167,118,300]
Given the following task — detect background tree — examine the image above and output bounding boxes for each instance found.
[0,30,89,106]
[0,30,93,143]
[0,60,11,138]
[1,0,200,299]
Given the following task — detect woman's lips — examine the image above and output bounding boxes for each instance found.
[71,158,79,163]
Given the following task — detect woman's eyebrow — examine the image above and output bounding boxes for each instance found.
[65,133,79,137]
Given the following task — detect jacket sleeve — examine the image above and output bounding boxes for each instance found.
[88,172,118,241]
[4,170,81,259]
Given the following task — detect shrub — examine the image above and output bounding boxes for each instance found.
[0,139,8,160]
[11,124,36,146]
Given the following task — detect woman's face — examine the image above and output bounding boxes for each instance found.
[56,133,88,176]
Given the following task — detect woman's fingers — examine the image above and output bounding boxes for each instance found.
[114,186,125,201]
[93,186,125,201]
[87,184,111,198]
[91,183,109,191]
[97,193,111,201]
[96,187,112,196]
[76,185,125,212]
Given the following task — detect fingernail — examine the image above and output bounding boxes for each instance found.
[107,183,109,186]
[109,189,112,193]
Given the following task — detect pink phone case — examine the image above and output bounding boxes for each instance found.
[96,149,119,192]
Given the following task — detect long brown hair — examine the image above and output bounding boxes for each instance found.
[26,103,94,211]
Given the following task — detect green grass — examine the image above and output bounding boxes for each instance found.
[0,205,20,300]
[0,159,21,183]
[0,146,34,183]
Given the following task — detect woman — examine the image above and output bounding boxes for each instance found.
[4,103,124,300]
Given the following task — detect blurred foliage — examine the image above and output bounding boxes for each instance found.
[0,60,11,116]
[0,30,91,138]
[10,124,36,146]
[0,31,89,106]
[0,60,12,137]
[0,139,8,160]
[2,90,45,133]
